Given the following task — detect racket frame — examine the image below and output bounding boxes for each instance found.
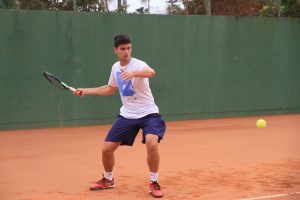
[43,71,75,92]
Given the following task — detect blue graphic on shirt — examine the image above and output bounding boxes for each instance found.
[116,71,134,96]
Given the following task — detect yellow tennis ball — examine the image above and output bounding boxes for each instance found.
[256,119,267,128]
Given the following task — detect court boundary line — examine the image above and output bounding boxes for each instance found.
[239,192,300,200]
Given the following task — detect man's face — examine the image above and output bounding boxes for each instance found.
[114,43,132,62]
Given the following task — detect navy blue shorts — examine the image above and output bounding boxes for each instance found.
[105,113,166,146]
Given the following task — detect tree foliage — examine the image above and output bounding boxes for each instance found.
[168,0,263,16]
[1,0,113,12]
[1,0,299,17]
[259,0,300,17]
[166,0,300,17]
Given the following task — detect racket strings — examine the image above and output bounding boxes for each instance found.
[43,72,66,89]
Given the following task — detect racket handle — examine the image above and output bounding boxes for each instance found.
[69,87,75,92]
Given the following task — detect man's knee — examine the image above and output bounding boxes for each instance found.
[146,134,159,150]
[102,142,120,155]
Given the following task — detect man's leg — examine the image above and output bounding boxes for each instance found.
[102,141,121,172]
[90,141,120,190]
[145,134,160,173]
[145,134,163,198]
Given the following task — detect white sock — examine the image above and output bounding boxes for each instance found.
[103,171,113,181]
[150,172,158,182]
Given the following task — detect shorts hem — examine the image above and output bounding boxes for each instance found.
[142,132,163,144]
[105,139,134,146]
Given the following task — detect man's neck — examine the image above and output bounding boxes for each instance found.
[120,57,131,66]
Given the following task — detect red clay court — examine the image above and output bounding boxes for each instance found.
[0,114,300,200]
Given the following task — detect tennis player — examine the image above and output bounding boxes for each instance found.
[74,34,166,198]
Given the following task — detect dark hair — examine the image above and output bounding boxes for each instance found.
[114,34,131,48]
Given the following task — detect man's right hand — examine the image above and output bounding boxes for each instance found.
[74,88,84,96]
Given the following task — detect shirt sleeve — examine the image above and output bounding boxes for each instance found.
[136,60,148,71]
[108,67,118,87]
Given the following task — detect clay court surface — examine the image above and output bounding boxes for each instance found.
[0,114,299,200]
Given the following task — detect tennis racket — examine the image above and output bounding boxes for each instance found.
[43,71,75,92]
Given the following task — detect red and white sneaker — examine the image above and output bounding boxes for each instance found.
[149,181,163,198]
[90,175,115,190]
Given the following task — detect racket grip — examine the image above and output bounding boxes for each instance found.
[69,87,76,92]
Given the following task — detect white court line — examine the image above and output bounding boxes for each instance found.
[239,192,300,200]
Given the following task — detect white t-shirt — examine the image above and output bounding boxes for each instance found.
[108,58,159,119]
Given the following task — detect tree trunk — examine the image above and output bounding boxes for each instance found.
[100,0,109,12]
[73,0,76,11]
[204,0,211,16]
[277,0,281,17]
[15,0,20,9]
[185,1,189,15]
[118,0,121,10]
[123,0,127,12]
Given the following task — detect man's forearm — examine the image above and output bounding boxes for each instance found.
[134,66,156,78]
[81,85,116,96]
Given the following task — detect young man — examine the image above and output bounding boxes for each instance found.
[74,34,166,198]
